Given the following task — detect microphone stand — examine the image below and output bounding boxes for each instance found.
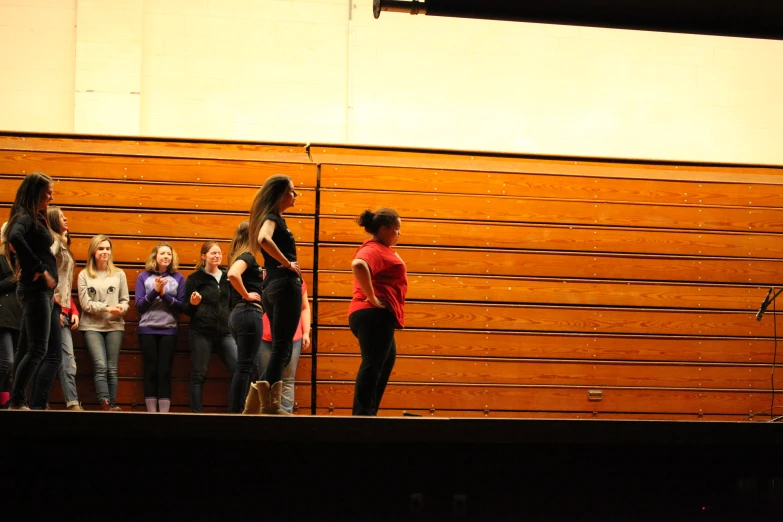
[756,287,783,422]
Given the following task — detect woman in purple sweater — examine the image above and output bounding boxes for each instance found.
[135,242,185,413]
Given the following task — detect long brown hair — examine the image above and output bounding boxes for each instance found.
[47,206,71,247]
[145,241,179,274]
[248,175,292,256]
[227,220,251,268]
[85,234,119,278]
[2,172,53,278]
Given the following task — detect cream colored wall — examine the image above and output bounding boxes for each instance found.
[1,0,782,165]
[0,0,76,132]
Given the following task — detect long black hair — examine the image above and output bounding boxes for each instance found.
[2,172,53,275]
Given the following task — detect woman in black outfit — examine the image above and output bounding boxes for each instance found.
[2,173,59,410]
[247,174,302,415]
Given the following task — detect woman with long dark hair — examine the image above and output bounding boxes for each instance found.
[136,242,185,413]
[2,172,58,410]
[184,241,237,412]
[349,208,407,416]
[247,174,302,415]
[0,222,22,409]
[226,220,264,414]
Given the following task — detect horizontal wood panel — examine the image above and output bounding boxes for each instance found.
[321,164,783,208]
[0,177,315,214]
[311,146,783,184]
[69,237,313,269]
[313,355,776,390]
[0,151,317,186]
[317,300,780,337]
[318,245,783,285]
[49,377,311,409]
[60,210,314,244]
[314,383,770,415]
[319,271,765,311]
[321,190,783,233]
[0,135,310,162]
[317,328,777,364]
[319,217,783,259]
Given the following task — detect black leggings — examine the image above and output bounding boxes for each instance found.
[261,276,302,385]
[138,333,177,399]
[349,308,397,416]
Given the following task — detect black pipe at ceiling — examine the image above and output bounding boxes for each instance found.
[373,0,783,40]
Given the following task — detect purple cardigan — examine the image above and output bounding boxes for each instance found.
[135,270,185,335]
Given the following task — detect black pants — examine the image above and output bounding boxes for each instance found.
[29,302,63,409]
[10,286,56,407]
[349,308,397,416]
[138,333,177,399]
[228,304,263,414]
[261,276,302,386]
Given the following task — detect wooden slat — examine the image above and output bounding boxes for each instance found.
[0,177,315,214]
[319,217,783,259]
[310,146,783,184]
[317,300,780,337]
[321,164,783,208]
[318,245,783,285]
[312,355,777,390]
[0,135,311,162]
[69,237,314,268]
[318,271,765,311]
[314,383,770,415]
[320,189,783,233]
[317,328,778,364]
[0,151,317,187]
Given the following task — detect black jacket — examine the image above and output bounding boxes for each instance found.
[182,267,231,336]
[7,212,58,289]
[0,254,22,331]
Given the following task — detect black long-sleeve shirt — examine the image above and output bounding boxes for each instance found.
[7,212,58,288]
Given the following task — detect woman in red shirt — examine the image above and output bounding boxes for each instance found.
[349,208,407,416]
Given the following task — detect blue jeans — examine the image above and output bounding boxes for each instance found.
[59,327,79,407]
[0,328,19,394]
[261,276,302,385]
[256,337,302,414]
[228,304,263,413]
[189,329,237,412]
[10,286,55,407]
[84,330,123,406]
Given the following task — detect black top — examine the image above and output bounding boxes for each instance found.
[182,267,232,336]
[7,212,58,289]
[260,213,298,281]
[229,252,264,309]
[0,254,22,330]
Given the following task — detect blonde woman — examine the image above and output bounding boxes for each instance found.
[78,234,129,411]
[226,221,264,414]
[135,242,185,413]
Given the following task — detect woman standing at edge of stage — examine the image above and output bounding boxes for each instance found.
[0,223,23,409]
[226,220,264,414]
[78,234,129,411]
[184,240,237,413]
[349,208,407,416]
[248,174,302,415]
[136,242,185,413]
[3,172,58,410]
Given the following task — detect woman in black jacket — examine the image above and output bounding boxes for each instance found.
[0,222,23,408]
[2,173,59,410]
[183,241,237,412]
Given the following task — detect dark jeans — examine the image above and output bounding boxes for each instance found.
[350,308,397,416]
[228,304,263,414]
[189,329,237,412]
[29,302,63,409]
[138,333,177,399]
[0,328,19,394]
[10,286,55,407]
[261,276,302,386]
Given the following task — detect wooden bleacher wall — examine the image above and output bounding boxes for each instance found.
[1,133,782,419]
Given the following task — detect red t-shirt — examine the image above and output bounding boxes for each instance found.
[348,239,408,328]
[262,280,307,342]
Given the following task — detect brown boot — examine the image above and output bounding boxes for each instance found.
[99,399,111,411]
[256,381,273,414]
[265,381,290,416]
[242,381,262,414]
